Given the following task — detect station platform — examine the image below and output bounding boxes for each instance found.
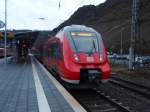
[0,57,86,112]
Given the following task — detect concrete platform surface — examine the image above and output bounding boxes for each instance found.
[0,57,86,112]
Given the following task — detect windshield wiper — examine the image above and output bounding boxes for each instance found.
[70,36,78,53]
[88,40,96,56]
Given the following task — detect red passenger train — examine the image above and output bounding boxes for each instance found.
[41,25,111,86]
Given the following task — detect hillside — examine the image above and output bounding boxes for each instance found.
[51,0,150,54]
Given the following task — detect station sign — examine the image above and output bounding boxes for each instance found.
[0,20,5,29]
[0,32,14,39]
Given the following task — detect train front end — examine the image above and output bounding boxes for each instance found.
[62,25,111,85]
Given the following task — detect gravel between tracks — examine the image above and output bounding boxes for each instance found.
[97,83,150,112]
[111,64,150,88]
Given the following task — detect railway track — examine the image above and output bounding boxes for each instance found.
[109,76,150,98]
[46,66,150,112]
[69,89,131,112]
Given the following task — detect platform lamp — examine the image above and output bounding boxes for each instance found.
[4,0,7,65]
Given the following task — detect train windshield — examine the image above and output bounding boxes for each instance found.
[70,32,101,54]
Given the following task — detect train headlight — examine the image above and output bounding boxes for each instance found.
[99,54,104,62]
[74,54,79,62]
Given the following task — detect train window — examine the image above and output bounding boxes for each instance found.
[69,31,103,54]
[49,41,62,60]
[49,44,55,57]
[73,37,98,54]
[43,48,47,57]
[55,41,62,60]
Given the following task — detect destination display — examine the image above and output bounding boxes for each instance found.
[71,32,95,37]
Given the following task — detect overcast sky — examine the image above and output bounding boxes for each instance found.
[0,0,106,30]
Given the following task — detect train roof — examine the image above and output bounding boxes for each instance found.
[63,25,98,33]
